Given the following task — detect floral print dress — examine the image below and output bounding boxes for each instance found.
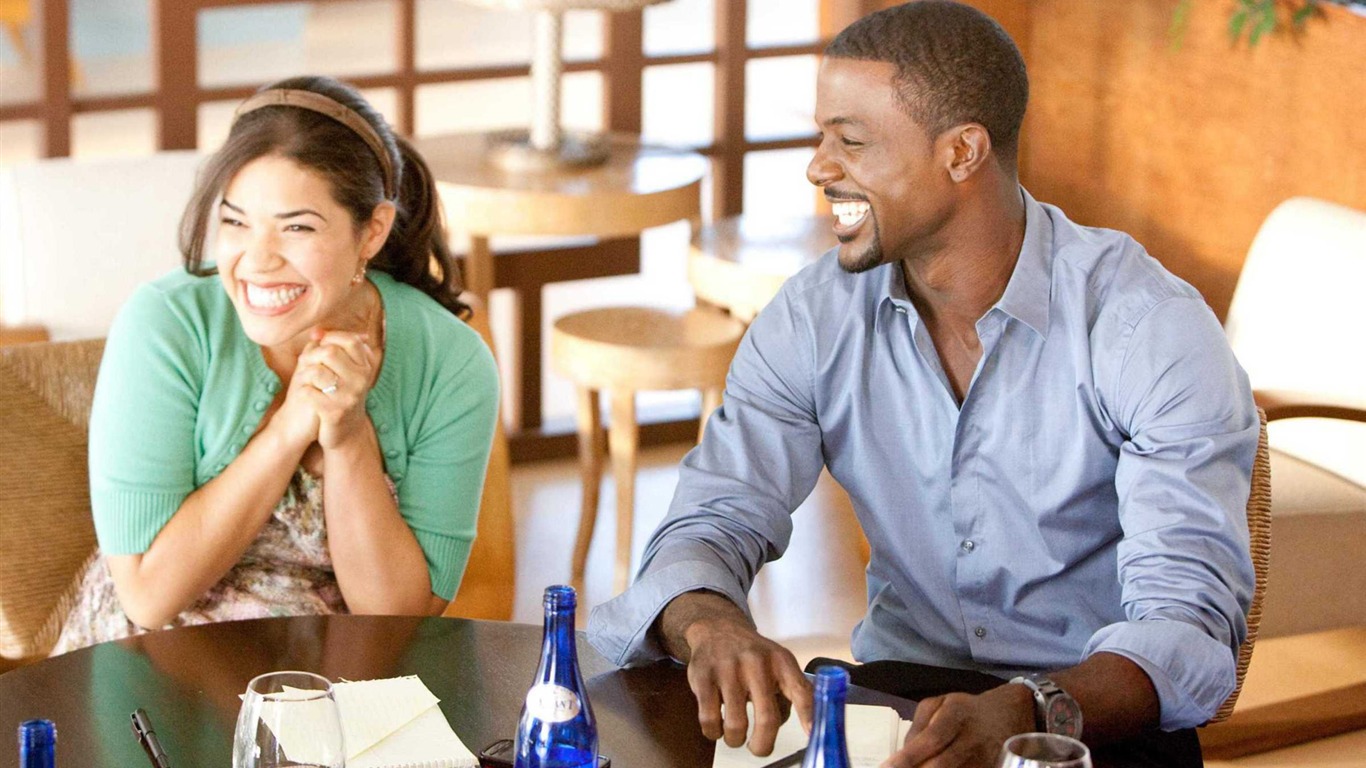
[51,468,350,655]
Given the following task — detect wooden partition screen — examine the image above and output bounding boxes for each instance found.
[0,0,880,220]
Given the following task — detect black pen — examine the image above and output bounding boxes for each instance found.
[131,708,172,768]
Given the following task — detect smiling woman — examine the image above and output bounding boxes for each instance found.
[49,76,501,655]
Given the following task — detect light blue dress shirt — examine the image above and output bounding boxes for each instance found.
[587,189,1258,730]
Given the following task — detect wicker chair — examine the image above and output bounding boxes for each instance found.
[0,339,104,662]
[1208,408,1273,724]
[0,327,512,665]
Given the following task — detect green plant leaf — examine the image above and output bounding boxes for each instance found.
[1230,7,1249,40]
[1292,2,1317,27]
[1250,5,1277,44]
[1170,0,1193,49]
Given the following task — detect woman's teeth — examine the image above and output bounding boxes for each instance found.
[246,283,306,308]
[833,200,870,227]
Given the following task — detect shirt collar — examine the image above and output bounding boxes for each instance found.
[873,186,1053,338]
[874,260,916,334]
[994,187,1053,338]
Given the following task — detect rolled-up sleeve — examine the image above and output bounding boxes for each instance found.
[587,288,827,667]
[1088,295,1259,729]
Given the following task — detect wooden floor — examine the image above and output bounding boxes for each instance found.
[509,442,870,652]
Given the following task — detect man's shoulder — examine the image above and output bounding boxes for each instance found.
[1043,203,1205,328]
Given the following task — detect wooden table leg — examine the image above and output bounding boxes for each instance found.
[609,389,639,595]
[465,235,495,301]
[571,386,603,591]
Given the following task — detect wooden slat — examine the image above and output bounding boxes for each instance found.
[604,10,645,134]
[487,239,640,290]
[395,0,416,136]
[0,103,44,122]
[745,41,830,59]
[712,0,749,219]
[0,326,50,347]
[41,0,71,157]
[154,0,198,150]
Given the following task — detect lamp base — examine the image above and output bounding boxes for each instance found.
[484,129,611,173]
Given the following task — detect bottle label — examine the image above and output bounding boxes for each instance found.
[525,683,582,723]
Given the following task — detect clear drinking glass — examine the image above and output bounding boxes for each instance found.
[232,671,346,768]
[997,733,1092,768]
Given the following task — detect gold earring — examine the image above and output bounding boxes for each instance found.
[351,264,366,286]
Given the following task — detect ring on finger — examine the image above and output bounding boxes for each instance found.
[317,376,340,395]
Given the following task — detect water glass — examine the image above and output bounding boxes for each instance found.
[233,671,346,768]
[997,733,1092,768]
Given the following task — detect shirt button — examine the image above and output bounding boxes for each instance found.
[377,423,389,434]
[385,449,399,459]
[961,540,976,553]
[253,400,268,412]
[266,381,280,393]
[974,626,987,638]
[231,442,244,453]
[894,306,908,314]
[242,424,253,434]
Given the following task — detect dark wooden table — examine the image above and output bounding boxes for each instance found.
[0,615,915,767]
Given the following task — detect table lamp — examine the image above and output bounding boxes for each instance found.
[462,0,670,171]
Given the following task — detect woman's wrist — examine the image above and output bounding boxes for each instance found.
[321,417,379,461]
[260,411,315,459]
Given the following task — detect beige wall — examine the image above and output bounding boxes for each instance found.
[876,0,1366,319]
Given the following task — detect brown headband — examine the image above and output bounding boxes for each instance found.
[234,88,397,199]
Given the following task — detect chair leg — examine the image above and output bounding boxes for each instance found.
[699,387,723,443]
[570,386,603,591]
[609,389,638,595]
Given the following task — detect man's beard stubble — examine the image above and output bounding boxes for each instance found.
[837,213,884,274]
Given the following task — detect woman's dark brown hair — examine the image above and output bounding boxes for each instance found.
[179,75,470,319]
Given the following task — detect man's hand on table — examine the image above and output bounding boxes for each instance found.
[655,590,814,757]
[882,682,1034,767]
[883,651,1163,766]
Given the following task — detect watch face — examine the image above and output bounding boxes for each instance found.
[1046,694,1083,738]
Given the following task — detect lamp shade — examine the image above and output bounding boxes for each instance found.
[461,0,672,169]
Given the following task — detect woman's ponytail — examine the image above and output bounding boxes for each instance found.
[374,136,471,320]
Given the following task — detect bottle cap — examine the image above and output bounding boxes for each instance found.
[543,584,577,610]
[18,719,56,751]
[812,665,850,696]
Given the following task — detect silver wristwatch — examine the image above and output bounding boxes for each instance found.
[1010,674,1083,739]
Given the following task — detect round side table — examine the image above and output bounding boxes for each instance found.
[413,132,707,434]
[688,214,835,323]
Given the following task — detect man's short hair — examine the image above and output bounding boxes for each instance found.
[826,0,1028,162]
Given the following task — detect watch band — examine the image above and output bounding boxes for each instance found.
[1010,674,1082,738]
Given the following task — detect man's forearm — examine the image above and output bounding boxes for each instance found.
[656,590,753,662]
[1049,651,1161,743]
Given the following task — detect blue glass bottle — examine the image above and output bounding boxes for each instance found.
[18,719,56,768]
[802,667,852,768]
[515,585,598,768]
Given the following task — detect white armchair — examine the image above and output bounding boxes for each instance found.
[1224,196,1366,639]
[0,151,205,341]
[1201,197,1366,765]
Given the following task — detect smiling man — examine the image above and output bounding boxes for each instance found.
[587,3,1258,766]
